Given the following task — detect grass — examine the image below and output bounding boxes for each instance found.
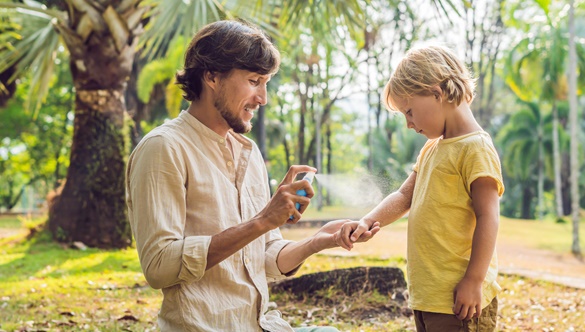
[498,215,585,253]
[1,211,584,331]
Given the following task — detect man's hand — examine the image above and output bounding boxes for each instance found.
[253,165,317,230]
[312,219,380,251]
[452,276,483,320]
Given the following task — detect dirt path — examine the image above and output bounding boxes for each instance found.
[282,222,585,289]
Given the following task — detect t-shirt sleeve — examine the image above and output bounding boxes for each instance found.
[461,137,505,197]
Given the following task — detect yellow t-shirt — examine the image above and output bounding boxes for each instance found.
[407,131,505,314]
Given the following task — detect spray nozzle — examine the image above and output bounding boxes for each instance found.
[302,171,315,184]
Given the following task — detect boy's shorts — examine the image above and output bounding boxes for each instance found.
[413,297,498,332]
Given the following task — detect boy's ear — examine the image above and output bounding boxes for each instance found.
[432,86,443,100]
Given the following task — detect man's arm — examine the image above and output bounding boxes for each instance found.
[452,176,500,320]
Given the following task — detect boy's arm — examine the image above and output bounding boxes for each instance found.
[275,219,381,274]
[453,176,500,320]
[347,171,416,242]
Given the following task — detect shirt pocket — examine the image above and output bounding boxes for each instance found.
[428,169,461,205]
[243,183,268,217]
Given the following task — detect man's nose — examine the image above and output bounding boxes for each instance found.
[255,86,268,106]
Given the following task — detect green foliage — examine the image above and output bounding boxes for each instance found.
[137,37,187,118]
[0,1,61,116]
[0,52,73,211]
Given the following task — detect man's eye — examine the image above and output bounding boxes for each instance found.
[249,80,259,85]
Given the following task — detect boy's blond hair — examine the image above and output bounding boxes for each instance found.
[382,45,476,112]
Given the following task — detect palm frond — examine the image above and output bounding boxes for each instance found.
[139,0,225,61]
[0,5,61,115]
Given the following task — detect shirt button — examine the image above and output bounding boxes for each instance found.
[227,161,233,167]
[219,138,225,144]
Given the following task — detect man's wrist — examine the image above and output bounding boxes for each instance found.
[307,234,330,254]
[249,216,273,234]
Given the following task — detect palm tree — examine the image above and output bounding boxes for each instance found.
[505,20,585,219]
[496,101,547,219]
[567,0,581,256]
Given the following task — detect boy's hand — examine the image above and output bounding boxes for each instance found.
[338,219,380,250]
[347,219,375,243]
[452,276,483,320]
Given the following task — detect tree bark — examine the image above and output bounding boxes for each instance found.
[552,103,564,218]
[521,185,533,219]
[568,0,581,256]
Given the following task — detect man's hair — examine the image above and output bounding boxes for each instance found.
[382,45,476,112]
[176,20,280,101]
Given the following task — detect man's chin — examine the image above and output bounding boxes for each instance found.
[233,123,252,134]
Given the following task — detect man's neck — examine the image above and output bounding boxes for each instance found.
[187,100,230,138]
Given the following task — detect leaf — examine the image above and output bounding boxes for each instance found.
[102,5,130,53]
[117,314,139,321]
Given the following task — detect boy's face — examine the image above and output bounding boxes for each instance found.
[395,93,445,139]
[213,69,271,134]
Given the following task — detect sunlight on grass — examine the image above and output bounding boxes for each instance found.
[0,215,22,229]
[499,216,585,252]
[0,230,161,331]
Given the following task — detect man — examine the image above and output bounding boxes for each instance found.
[126,20,379,331]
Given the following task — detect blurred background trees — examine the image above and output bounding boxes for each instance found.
[0,0,583,254]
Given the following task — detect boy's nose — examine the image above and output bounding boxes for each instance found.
[407,121,415,129]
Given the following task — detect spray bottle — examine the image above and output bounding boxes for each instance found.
[289,171,315,220]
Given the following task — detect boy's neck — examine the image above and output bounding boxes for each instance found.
[442,101,483,139]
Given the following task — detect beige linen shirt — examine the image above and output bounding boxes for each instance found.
[126,111,296,331]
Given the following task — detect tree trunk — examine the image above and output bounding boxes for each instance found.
[314,106,323,210]
[256,105,267,160]
[552,102,564,217]
[48,26,136,249]
[325,124,332,206]
[521,185,533,220]
[537,114,544,220]
[568,0,581,256]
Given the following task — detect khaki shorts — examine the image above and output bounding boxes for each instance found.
[413,297,498,332]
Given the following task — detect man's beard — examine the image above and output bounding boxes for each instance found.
[214,90,252,134]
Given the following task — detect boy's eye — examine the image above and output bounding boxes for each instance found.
[406,110,412,116]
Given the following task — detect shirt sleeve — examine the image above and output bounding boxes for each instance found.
[127,135,211,289]
[461,136,505,197]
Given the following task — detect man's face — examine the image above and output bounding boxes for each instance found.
[213,69,270,134]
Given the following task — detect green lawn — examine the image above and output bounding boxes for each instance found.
[0,215,24,229]
[0,211,584,331]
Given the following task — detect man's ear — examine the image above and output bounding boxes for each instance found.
[203,71,219,91]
